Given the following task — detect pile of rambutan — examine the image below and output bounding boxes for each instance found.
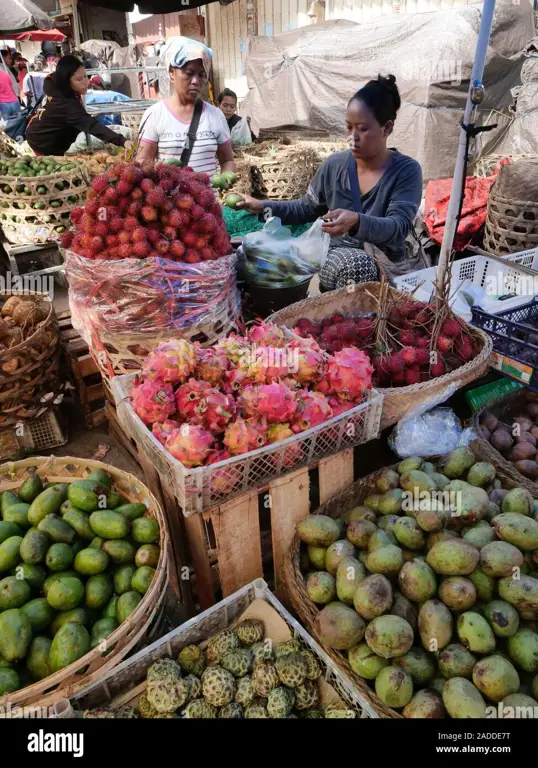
[60,161,232,263]
[293,299,481,389]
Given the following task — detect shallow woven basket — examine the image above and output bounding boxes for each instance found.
[484,190,538,255]
[470,153,538,179]
[0,161,88,245]
[268,283,493,430]
[0,455,168,711]
[0,293,63,429]
[283,463,404,719]
[242,142,320,201]
[470,388,538,498]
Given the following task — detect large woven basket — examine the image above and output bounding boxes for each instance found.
[268,283,493,430]
[0,293,63,429]
[0,160,88,245]
[0,455,168,711]
[240,142,320,200]
[470,388,538,498]
[283,464,405,718]
[484,159,538,255]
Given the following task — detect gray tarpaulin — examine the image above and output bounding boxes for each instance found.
[241,1,535,181]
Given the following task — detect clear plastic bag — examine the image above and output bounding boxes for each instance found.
[230,116,253,147]
[388,383,475,458]
[238,217,330,288]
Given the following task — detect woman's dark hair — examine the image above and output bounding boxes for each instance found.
[217,88,237,104]
[52,55,84,96]
[350,74,401,125]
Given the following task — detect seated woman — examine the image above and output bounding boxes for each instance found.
[26,55,132,156]
[137,37,235,178]
[237,75,423,291]
[217,88,255,146]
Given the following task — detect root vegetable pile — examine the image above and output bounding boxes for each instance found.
[0,296,47,355]
[130,322,373,474]
[62,161,232,263]
[479,400,538,481]
[294,300,481,388]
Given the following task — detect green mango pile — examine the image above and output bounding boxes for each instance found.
[0,155,78,179]
[0,468,160,697]
[297,447,538,718]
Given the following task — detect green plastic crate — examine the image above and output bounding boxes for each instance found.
[465,378,523,413]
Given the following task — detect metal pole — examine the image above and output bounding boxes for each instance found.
[72,0,81,49]
[436,0,496,280]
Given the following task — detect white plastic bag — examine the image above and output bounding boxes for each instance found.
[230,116,253,146]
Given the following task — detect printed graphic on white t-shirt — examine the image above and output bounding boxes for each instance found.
[140,101,231,176]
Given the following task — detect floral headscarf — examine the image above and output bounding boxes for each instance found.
[160,36,212,78]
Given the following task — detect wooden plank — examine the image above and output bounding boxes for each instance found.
[184,512,216,610]
[85,408,107,429]
[210,492,263,598]
[85,382,105,403]
[160,475,195,616]
[64,338,88,355]
[318,449,355,504]
[76,355,98,379]
[269,467,310,597]
[239,0,248,86]
[232,0,242,87]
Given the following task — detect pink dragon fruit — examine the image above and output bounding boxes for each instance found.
[215,333,250,365]
[292,345,326,385]
[142,339,197,385]
[247,345,289,383]
[222,367,255,395]
[198,391,236,433]
[207,448,242,495]
[165,424,214,467]
[238,383,297,424]
[247,320,285,347]
[131,379,176,425]
[326,347,374,401]
[152,419,181,445]
[195,347,229,387]
[267,423,304,468]
[292,390,334,433]
[175,378,214,422]
[328,397,355,417]
[313,379,331,395]
[224,417,267,456]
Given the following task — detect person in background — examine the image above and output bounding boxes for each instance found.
[12,53,28,92]
[217,88,255,145]
[137,37,235,177]
[0,50,20,103]
[85,75,132,126]
[237,75,423,290]
[41,41,59,69]
[22,60,47,108]
[0,51,21,120]
[26,55,133,156]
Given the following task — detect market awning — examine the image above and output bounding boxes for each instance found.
[2,28,66,42]
[82,0,235,13]
[0,0,54,34]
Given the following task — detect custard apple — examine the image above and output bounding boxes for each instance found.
[147,680,181,713]
[137,694,159,719]
[219,702,244,719]
[267,686,295,718]
[175,677,191,708]
[301,709,324,718]
[183,699,217,719]
[236,618,264,646]
[235,675,254,707]
[251,640,274,663]
[245,697,269,718]
[206,629,240,664]
[83,708,114,718]
[294,679,320,710]
[288,713,299,718]
[301,650,322,680]
[275,653,308,688]
[325,707,356,718]
[184,674,202,700]
[202,665,236,707]
[274,639,301,658]
[147,658,182,684]
[178,645,206,677]
[114,706,138,719]
[252,660,279,697]
[221,648,252,678]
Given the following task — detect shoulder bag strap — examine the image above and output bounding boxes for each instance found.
[180,99,203,167]
[347,151,363,215]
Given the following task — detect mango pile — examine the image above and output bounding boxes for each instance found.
[0,468,160,696]
[84,618,356,719]
[297,447,538,717]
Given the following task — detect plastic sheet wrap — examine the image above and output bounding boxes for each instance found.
[66,250,242,340]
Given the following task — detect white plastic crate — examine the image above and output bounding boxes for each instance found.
[112,374,383,517]
[394,248,538,319]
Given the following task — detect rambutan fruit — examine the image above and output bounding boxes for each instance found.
[132,227,147,243]
[94,221,108,237]
[195,236,208,251]
[81,213,95,233]
[118,197,130,214]
[70,207,83,225]
[131,187,143,201]
[85,199,101,217]
[415,348,430,366]
[441,317,461,339]
[176,193,195,210]
[124,216,139,232]
[146,188,166,208]
[191,204,204,220]
[170,240,186,259]
[167,209,183,228]
[133,241,151,258]
[118,231,131,244]
[80,234,91,249]
[141,206,158,223]
[185,250,200,263]
[60,231,74,249]
[118,243,132,259]
[127,201,142,217]
[330,314,345,324]
[106,234,119,248]
[89,235,104,256]
[155,239,170,255]
[140,178,154,194]
[109,216,124,233]
[159,178,175,194]
[401,347,417,366]
[200,247,216,260]
[103,187,118,204]
[387,354,405,375]
[197,189,216,208]
[86,188,98,201]
[163,226,177,240]
[116,179,132,197]
[436,335,453,354]
[177,210,191,228]
[404,366,421,386]
[200,213,217,233]
[414,308,434,327]
[147,228,160,244]
[163,200,174,213]
[417,337,430,349]
[454,339,473,362]
[195,172,211,186]
[91,175,109,194]
[121,166,138,185]
[430,360,447,378]
[177,180,193,195]
[106,163,123,181]
[392,371,406,386]
[399,330,419,347]
[182,231,198,248]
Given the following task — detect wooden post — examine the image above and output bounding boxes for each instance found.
[269,468,310,599]
[318,449,354,504]
[183,512,216,610]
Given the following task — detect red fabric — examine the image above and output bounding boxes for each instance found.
[424,159,510,250]
[2,30,66,42]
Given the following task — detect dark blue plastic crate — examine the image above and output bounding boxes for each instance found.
[471,297,538,390]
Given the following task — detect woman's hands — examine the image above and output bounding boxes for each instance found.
[235,195,264,215]
[322,209,359,237]
[124,140,134,151]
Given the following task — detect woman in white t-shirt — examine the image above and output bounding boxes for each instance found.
[137,37,236,178]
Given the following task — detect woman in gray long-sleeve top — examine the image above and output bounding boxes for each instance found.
[237,75,423,291]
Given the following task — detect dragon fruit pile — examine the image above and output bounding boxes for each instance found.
[294,300,480,389]
[61,161,231,262]
[130,322,373,476]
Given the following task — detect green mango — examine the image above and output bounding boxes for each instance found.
[68,484,100,513]
[91,617,119,649]
[49,623,90,673]
[27,485,68,526]
[46,576,84,611]
[104,492,123,510]
[2,503,30,529]
[114,565,136,595]
[135,544,160,569]
[63,508,94,541]
[114,503,147,522]
[42,570,78,597]
[20,528,49,564]
[26,636,52,680]
[102,539,136,565]
[0,536,23,573]
[102,596,118,619]
[0,609,32,662]
[0,667,20,694]
[89,510,130,540]
[130,565,155,595]
[11,562,46,591]
[37,514,76,545]
[21,597,55,632]
[50,607,88,636]
[17,473,43,503]
[45,542,74,572]
[0,575,31,610]
[85,573,113,610]
[131,517,159,544]
[87,469,112,489]
[74,548,109,576]
[442,677,486,718]
[1,490,20,515]
[116,591,142,623]
[0,521,22,544]
[89,536,104,550]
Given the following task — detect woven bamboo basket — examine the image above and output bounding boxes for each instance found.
[470,153,538,179]
[242,142,320,200]
[283,464,406,718]
[0,160,88,245]
[470,388,538,497]
[268,283,493,430]
[0,455,168,711]
[120,110,145,133]
[0,292,63,429]
[484,191,538,255]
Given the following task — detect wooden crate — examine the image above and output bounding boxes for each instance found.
[57,311,106,429]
